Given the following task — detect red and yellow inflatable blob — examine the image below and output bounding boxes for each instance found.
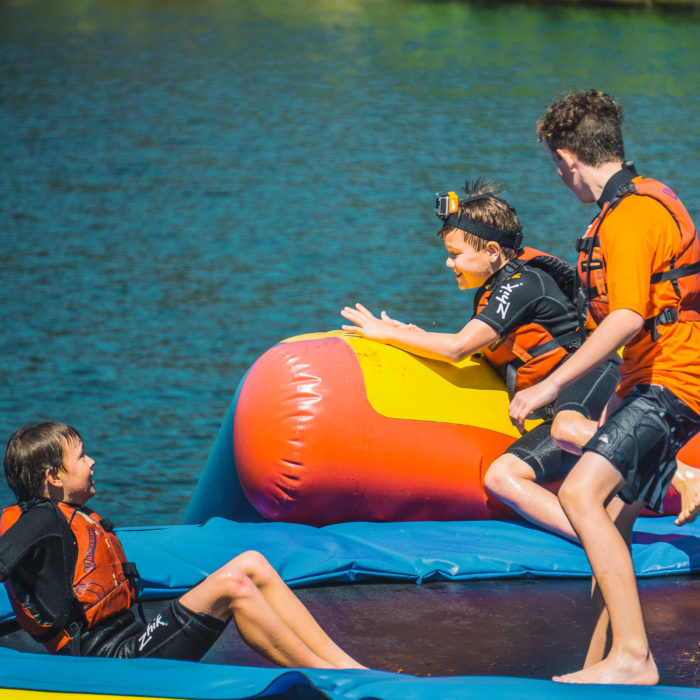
[229,331,694,526]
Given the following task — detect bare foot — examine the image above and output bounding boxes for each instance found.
[553,653,658,685]
[673,461,700,526]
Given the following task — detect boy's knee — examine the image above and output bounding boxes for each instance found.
[551,411,596,452]
[231,550,275,584]
[550,414,571,446]
[557,479,585,518]
[212,566,257,602]
[484,454,531,495]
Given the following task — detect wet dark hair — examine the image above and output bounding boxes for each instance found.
[4,422,82,502]
[536,89,625,166]
[439,178,521,261]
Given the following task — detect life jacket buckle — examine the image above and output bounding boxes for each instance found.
[580,259,603,272]
[122,562,139,578]
[657,307,679,325]
[643,307,679,341]
[576,236,597,253]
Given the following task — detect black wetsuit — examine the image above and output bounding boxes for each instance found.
[474,265,620,480]
[474,264,579,346]
[0,499,225,658]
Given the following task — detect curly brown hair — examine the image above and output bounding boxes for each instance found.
[536,89,625,166]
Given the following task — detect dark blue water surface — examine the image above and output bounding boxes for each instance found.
[1,0,699,524]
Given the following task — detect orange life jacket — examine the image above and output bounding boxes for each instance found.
[0,501,138,653]
[474,247,582,396]
[576,167,700,339]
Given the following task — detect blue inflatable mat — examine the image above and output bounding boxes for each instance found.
[95,515,700,590]
[2,515,699,622]
[2,517,700,699]
[1,647,699,699]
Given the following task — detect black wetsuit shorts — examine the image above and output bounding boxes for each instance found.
[73,599,227,661]
[584,384,700,513]
[505,357,621,481]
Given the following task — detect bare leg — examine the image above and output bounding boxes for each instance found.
[672,460,700,525]
[555,453,658,685]
[235,551,364,668]
[179,551,364,669]
[584,581,610,669]
[484,449,646,671]
[484,453,578,540]
[583,497,639,668]
[484,410,602,541]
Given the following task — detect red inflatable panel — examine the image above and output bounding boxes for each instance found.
[233,336,516,525]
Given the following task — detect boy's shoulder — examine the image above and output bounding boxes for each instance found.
[604,191,676,241]
[2,499,67,536]
[476,261,578,330]
[500,260,568,295]
[477,262,566,308]
[0,500,71,579]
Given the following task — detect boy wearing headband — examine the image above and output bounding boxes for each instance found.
[341,179,620,541]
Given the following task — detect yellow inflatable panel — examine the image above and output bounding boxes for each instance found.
[286,331,539,436]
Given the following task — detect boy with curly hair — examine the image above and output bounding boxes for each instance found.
[510,89,700,685]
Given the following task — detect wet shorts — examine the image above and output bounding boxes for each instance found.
[584,384,700,513]
[506,357,620,481]
[83,599,228,661]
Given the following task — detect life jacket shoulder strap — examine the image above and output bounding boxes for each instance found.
[650,259,700,284]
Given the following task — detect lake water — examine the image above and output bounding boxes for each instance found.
[1,0,699,525]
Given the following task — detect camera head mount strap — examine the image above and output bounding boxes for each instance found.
[435,192,522,249]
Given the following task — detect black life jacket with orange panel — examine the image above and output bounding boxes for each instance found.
[0,500,138,653]
[576,163,700,340]
[473,246,582,396]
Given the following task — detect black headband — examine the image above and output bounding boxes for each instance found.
[440,194,523,249]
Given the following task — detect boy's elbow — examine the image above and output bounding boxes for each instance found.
[616,308,645,339]
[626,309,644,331]
[447,343,471,363]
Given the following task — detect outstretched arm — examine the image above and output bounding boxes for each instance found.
[509,308,643,430]
[340,302,500,363]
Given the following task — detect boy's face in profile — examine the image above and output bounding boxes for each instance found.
[54,438,96,505]
[443,229,494,290]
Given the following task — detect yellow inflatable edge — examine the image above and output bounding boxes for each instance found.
[283,331,539,437]
[2,691,151,700]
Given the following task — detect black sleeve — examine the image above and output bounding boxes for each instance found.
[0,505,67,581]
[475,269,545,337]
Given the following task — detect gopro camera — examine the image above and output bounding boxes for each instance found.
[435,191,459,218]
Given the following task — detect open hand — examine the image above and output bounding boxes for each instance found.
[341,303,420,340]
